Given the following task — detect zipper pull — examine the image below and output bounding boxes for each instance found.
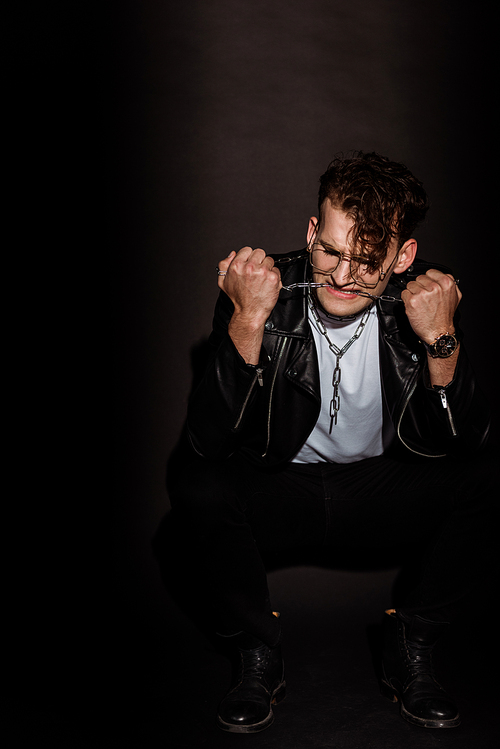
[435,386,458,437]
[256,368,264,386]
[438,388,447,409]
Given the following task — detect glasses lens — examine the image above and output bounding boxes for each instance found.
[310,247,341,274]
[310,246,380,288]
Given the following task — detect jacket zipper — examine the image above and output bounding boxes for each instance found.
[436,387,458,437]
[233,367,264,431]
[396,375,447,458]
[262,337,288,457]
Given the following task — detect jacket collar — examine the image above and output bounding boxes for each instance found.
[266,251,311,337]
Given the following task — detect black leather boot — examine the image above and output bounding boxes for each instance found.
[380,609,460,728]
[217,632,286,733]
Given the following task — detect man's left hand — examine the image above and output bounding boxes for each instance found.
[401,269,462,344]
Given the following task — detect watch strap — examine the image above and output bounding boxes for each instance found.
[420,332,458,359]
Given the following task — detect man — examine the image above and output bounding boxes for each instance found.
[165,152,492,733]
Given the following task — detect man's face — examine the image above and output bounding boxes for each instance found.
[307,203,416,317]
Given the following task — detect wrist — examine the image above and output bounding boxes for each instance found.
[420,330,459,359]
[427,346,460,387]
[230,310,268,333]
[228,313,266,366]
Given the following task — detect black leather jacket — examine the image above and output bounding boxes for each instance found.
[188,251,490,465]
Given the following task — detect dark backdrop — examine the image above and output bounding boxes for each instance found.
[15,1,497,745]
[110,0,496,614]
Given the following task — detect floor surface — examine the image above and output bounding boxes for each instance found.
[10,564,497,748]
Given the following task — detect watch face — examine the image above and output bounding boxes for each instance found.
[433,334,457,358]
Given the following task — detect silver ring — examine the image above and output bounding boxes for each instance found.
[216,267,227,276]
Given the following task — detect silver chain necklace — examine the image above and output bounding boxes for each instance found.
[308,293,372,433]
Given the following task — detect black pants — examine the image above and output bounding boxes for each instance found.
[164,441,495,647]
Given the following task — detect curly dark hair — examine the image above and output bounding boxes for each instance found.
[318,151,429,266]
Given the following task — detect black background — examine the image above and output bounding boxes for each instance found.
[110,0,496,611]
[12,2,497,747]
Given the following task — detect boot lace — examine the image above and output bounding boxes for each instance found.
[406,639,435,676]
[239,644,270,680]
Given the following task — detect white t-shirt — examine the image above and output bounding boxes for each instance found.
[292,303,390,464]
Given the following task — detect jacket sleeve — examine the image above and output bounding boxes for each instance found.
[186,291,268,460]
[426,344,490,452]
[403,341,491,457]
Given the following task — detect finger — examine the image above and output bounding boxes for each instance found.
[216,251,237,290]
[231,249,273,278]
[442,273,462,301]
[404,272,453,297]
[273,264,283,289]
[243,247,268,267]
[221,248,254,270]
[217,247,277,292]
[217,250,244,288]
[409,273,437,291]
[425,268,455,283]
[421,269,460,292]
[216,247,265,290]
[439,272,462,304]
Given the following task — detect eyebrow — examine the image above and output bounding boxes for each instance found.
[315,239,368,261]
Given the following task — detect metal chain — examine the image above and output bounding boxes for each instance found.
[283,282,401,302]
[308,294,372,433]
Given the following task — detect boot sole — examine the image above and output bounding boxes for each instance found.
[217,682,286,733]
[380,680,460,729]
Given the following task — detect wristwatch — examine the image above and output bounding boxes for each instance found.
[420,332,459,358]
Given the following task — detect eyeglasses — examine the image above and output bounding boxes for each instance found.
[307,241,391,289]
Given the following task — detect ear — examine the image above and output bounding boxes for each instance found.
[392,238,417,275]
[307,216,319,246]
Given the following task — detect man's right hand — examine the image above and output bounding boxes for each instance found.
[217,247,282,327]
[217,247,282,365]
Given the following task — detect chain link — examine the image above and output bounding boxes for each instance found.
[308,294,372,432]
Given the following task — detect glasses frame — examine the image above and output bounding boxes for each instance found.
[307,240,399,289]
[305,219,401,289]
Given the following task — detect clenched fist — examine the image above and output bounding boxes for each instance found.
[402,269,462,344]
[217,247,282,328]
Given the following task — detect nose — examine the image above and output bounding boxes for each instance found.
[331,258,354,286]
